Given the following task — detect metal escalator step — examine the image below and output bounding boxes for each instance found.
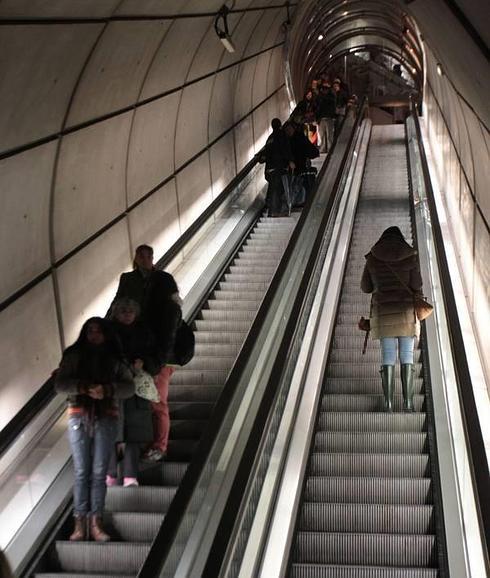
[324,377,424,395]
[326,364,422,378]
[239,245,284,254]
[138,461,187,486]
[183,354,235,370]
[169,401,215,419]
[105,511,164,542]
[320,394,425,412]
[289,563,438,577]
[168,384,223,402]
[200,309,257,321]
[316,412,426,433]
[54,542,150,574]
[329,350,421,363]
[171,368,229,385]
[207,299,261,311]
[167,439,198,461]
[309,453,430,478]
[229,264,275,274]
[314,432,427,454]
[293,532,437,567]
[105,486,176,513]
[223,272,273,283]
[170,419,208,439]
[218,280,269,291]
[194,342,242,356]
[298,503,434,534]
[36,574,132,578]
[194,319,252,332]
[212,289,265,301]
[304,477,432,504]
[194,331,247,343]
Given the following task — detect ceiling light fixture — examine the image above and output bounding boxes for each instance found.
[215,4,235,53]
[318,34,324,40]
[437,63,443,76]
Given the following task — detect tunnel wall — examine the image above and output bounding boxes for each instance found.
[410,2,490,379]
[0,1,291,431]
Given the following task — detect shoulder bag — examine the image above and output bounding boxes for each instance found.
[385,262,434,321]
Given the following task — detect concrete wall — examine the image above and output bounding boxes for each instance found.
[409,1,490,378]
[0,1,291,430]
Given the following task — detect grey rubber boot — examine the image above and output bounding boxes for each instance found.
[401,363,415,412]
[380,365,395,412]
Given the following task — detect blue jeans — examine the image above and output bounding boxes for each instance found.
[68,415,118,516]
[380,336,415,365]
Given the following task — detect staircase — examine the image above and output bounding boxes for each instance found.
[36,214,299,577]
[289,125,441,577]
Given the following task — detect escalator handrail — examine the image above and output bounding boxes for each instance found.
[410,102,490,565]
[138,99,368,578]
[0,150,263,460]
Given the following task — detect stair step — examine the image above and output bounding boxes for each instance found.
[324,377,424,395]
[320,394,425,412]
[168,384,223,402]
[289,564,438,578]
[53,542,150,574]
[105,511,163,542]
[304,477,432,504]
[314,432,427,453]
[298,503,435,534]
[293,532,437,567]
[309,453,430,478]
[316,412,426,432]
[105,486,176,513]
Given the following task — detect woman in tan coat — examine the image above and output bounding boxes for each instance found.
[361,226,423,412]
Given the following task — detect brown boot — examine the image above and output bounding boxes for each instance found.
[69,515,87,541]
[89,514,111,542]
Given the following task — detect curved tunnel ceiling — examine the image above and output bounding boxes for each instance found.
[289,0,424,96]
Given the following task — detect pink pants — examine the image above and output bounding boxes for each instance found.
[151,366,175,452]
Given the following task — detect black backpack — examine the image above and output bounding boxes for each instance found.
[174,321,195,366]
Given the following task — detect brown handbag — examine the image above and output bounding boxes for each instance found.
[385,262,434,321]
[413,295,434,321]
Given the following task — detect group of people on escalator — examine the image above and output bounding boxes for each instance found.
[55,244,181,542]
[260,74,356,218]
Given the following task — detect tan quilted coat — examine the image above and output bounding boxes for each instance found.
[361,236,423,339]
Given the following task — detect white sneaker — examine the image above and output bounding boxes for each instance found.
[123,477,139,487]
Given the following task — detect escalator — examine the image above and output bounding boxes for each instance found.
[288,125,441,577]
[32,215,300,577]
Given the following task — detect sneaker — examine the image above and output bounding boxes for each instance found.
[106,475,118,487]
[142,449,166,462]
[123,477,139,487]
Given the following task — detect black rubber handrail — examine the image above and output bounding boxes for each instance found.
[0,150,262,459]
[410,102,490,569]
[138,101,367,578]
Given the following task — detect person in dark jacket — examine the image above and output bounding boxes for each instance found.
[55,317,134,542]
[361,227,423,412]
[284,122,319,203]
[261,118,295,217]
[107,244,178,321]
[107,298,160,486]
[316,83,337,154]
